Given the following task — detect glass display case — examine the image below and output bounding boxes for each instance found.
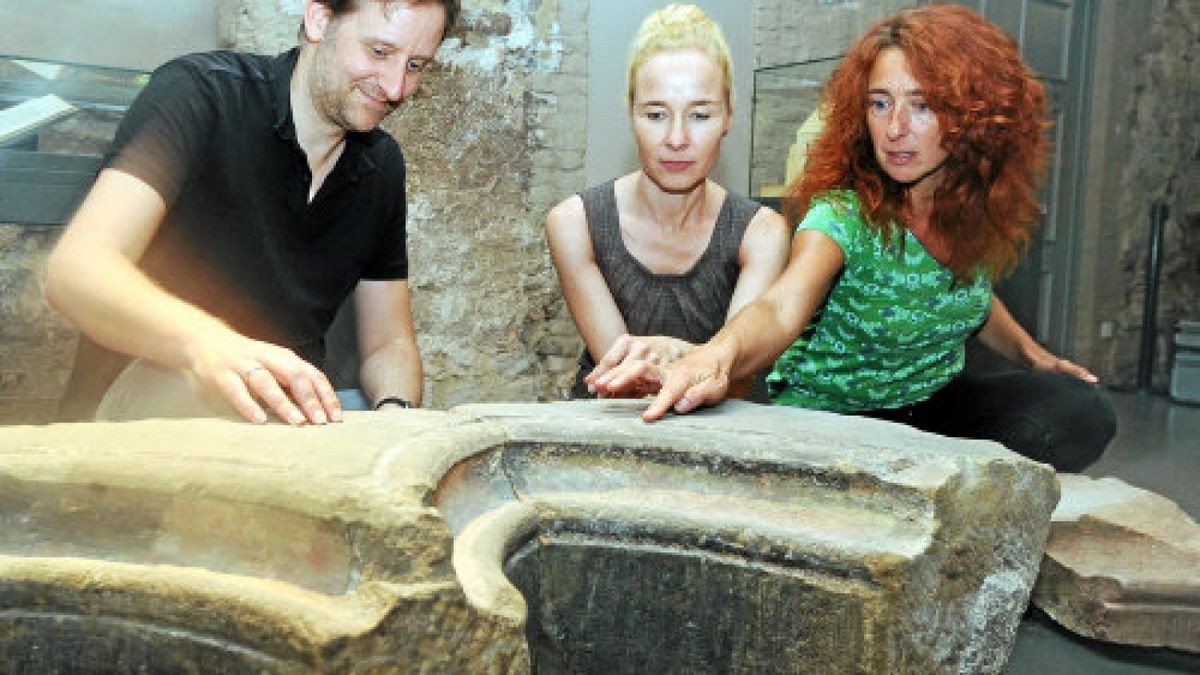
[0,55,147,224]
[749,56,840,209]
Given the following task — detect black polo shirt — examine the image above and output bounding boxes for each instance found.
[59,49,409,420]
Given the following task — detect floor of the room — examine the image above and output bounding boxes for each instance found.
[1004,390,1200,674]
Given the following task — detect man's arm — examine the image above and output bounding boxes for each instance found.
[354,279,423,408]
[45,168,341,425]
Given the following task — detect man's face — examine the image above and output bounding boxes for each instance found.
[306,1,445,132]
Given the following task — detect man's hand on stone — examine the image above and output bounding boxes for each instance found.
[186,329,342,425]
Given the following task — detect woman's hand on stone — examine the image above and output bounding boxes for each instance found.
[585,334,692,395]
[592,341,736,422]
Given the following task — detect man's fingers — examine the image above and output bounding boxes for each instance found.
[282,371,329,425]
[215,370,269,424]
[272,362,341,425]
[243,365,306,425]
[309,367,343,422]
[1059,359,1099,384]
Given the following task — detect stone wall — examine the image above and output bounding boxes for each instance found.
[1093,0,1200,389]
[0,104,119,424]
[0,226,75,424]
[219,0,588,407]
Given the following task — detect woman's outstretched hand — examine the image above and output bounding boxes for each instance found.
[590,341,737,421]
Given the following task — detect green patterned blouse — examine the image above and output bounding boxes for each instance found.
[767,191,992,412]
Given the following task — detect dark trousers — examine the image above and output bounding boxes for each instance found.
[857,370,1117,472]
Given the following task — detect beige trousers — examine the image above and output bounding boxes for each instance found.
[94,359,241,422]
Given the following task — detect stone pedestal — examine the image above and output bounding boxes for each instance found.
[0,401,1058,672]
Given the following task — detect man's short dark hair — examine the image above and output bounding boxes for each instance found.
[309,0,459,40]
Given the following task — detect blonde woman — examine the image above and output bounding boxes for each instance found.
[547,4,789,399]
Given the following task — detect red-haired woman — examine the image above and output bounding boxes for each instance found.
[589,4,1115,472]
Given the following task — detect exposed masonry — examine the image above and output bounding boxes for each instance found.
[1104,0,1199,388]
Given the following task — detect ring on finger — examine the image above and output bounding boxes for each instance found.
[242,365,268,379]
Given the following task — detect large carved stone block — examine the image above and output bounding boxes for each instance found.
[1032,474,1200,652]
[0,401,1057,672]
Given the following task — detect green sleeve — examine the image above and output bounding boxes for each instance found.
[795,192,865,266]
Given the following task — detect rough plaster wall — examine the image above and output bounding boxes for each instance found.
[396,0,587,406]
[0,227,76,423]
[218,0,586,407]
[0,111,120,424]
[1103,0,1199,389]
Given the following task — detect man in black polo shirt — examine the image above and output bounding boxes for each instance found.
[46,0,457,424]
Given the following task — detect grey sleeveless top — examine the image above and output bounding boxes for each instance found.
[571,179,767,400]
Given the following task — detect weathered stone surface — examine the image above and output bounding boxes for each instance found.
[0,412,529,673]
[0,401,1057,673]
[442,400,1060,673]
[1032,474,1200,652]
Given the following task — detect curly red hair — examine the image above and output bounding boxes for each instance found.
[785,3,1049,280]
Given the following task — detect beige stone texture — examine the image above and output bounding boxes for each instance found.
[1,401,1058,672]
[0,225,76,424]
[0,411,528,672]
[1033,474,1200,652]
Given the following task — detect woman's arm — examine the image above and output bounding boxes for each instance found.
[592,229,846,419]
[977,293,1099,382]
[727,206,792,318]
[546,195,630,363]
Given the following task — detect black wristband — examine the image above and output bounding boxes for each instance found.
[374,396,413,410]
